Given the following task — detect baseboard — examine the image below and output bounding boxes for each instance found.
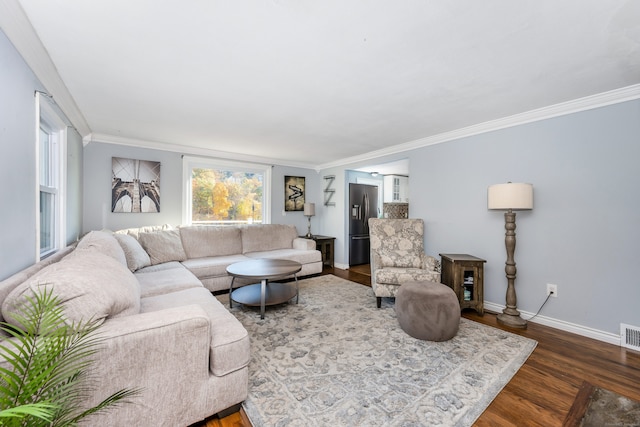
[483,302,621,346]
[335,262,349,270]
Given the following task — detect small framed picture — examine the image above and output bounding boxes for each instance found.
[284,176,305,211]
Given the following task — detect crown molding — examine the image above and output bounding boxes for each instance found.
[86,133,317,170]
[0,0,91,136]
[317,84,640,171]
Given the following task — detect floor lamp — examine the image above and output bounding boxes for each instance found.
[488,182,533,329]
[304,202,315,238]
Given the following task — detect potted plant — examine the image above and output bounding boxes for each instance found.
[0,288,140,426]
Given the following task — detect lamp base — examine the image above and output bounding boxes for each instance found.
[305,232,313,239]
[497,312,527,329]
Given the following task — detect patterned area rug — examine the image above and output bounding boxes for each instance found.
[220,275,537,426]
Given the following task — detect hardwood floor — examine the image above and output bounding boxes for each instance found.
[201,266,640,427]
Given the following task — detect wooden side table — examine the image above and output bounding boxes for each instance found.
[302,235,335,268]
[439,253,486,315]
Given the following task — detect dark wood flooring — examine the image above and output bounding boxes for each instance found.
[196,266,640,427]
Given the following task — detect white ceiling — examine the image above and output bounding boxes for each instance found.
[6,0,640,169]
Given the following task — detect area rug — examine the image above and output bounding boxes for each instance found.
[563,381,640,427]
[220,275,537,426]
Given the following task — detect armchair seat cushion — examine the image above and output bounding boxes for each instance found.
[375,267,441,286]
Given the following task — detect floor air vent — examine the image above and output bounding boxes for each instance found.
[621,323,640,351]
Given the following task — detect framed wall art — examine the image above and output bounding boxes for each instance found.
[284,175,305,211]
[112,157,161,213]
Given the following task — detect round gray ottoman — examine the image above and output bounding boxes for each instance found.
[395,281,461,341]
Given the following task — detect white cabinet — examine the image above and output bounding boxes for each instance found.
[383,175,409,203]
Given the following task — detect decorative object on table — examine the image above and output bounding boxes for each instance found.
[303,202,315,238]
[488,182,533,329]
[218,274,537,427]
[284,176,305,211]
[112,157,161,213]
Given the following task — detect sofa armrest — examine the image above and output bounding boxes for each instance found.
[293,237,316,250]
[421,253,441,273]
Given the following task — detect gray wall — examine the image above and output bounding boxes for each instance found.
[0,30,83,280]
[322,100,640,336]
[413,100,640,335]
[83,141,321,237]
[83,143,184,231]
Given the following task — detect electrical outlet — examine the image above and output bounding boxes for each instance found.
[546,283,558,298]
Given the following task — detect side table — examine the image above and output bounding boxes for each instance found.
[439,253,486,315]
[302,235,335,268]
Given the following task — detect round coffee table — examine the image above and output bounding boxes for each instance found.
[226,259,302,319]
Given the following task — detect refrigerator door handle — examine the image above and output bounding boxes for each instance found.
[363,193,368,228]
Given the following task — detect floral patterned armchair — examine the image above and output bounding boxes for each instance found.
[368,218,441,308]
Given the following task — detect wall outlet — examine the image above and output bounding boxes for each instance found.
[546,283,558,298]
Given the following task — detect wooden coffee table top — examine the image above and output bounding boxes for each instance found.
[226,258,302,280]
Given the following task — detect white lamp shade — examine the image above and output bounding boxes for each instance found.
[304,202,315,216]
[488,183,533,210]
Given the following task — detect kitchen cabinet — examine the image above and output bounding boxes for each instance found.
[383,175,409,203]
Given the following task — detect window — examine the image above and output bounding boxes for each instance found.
[37,93,66,259]
[182,156,271,225]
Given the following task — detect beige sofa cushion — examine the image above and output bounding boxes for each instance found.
[140,287,250,377]
[114,233,151,271]
[135,264,203,298]
[138,229,187,265]
[241,224,297,253]
[76,230,127,267]
[1,250,140,329]
[179,226,242,259]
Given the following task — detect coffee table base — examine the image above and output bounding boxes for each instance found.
[231,279,298,319]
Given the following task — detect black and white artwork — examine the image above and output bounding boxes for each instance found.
[284,176,305,211]
[111,157,161,213]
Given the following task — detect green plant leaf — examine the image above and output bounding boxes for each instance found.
[0,287,141,426]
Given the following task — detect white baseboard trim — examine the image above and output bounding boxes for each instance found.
[335,262,349,270]
[483,301,621,346]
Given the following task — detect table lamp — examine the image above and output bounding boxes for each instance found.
[304,202,315,238]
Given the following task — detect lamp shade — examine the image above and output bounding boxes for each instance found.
[487,183,533,210]
[304,202,315,216]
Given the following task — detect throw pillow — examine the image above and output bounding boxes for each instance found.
[138,229,188,265]
[114,233,151,272]
[1,249,141,330]
[114,224,172,240]
[75,230,128,267]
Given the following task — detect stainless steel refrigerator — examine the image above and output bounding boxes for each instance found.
[349,183,379,266]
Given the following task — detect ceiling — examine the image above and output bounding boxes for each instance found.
[6,1,640,170]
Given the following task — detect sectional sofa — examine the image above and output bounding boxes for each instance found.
[0,223,322,426]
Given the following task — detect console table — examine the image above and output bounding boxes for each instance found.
[439,253,486,315]
[302,235,335,268]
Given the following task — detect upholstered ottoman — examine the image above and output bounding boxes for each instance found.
[395,280,460,341]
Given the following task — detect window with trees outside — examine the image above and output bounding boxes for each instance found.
[183,157,271,225]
